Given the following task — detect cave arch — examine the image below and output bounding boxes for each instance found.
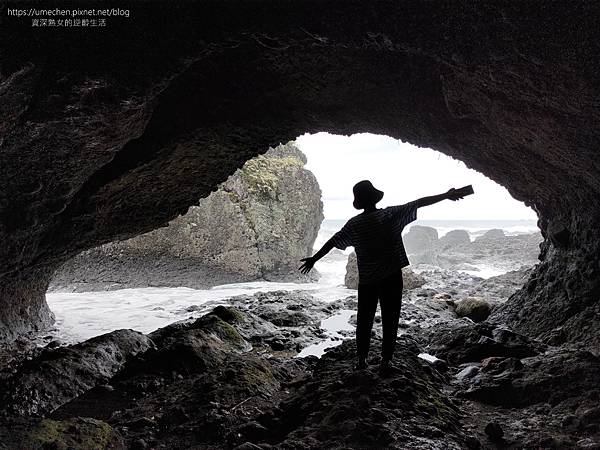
[1,3,599,348]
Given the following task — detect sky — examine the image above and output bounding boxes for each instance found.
[295,132,537,221]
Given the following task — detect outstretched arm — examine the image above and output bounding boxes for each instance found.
[416,188,466,208]
[299,238,335,274]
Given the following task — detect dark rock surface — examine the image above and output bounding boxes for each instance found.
[491,241,600,354]
[2,294,600,449]
[0,416,124,450]
[419,322,544,365]
[50,143,322,291]
[1,3,600,344]
[1,329,153,417]
[0,306,471,449]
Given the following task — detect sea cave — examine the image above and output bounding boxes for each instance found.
[1,2,600,448]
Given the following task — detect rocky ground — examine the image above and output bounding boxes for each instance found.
[3,262,600,449]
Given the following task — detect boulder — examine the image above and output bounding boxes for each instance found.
[344,252,359,289]
[404,269,427,290]
[454,297,492,322]
[422,322,544,365]
[51,142,323,290]
[344,252,425,290]
[438,230,471,251]
[0,417,124,450]
[403,225,439,256]
[475,229,506,243]
[1,329,153,416]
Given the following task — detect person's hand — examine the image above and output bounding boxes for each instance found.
[446,188,465,201]
[299,256,316,274]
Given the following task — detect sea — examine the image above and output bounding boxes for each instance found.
[46,219,539,354]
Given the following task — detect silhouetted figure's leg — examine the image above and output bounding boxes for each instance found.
[356,282,378,366]
[379,270,403,363]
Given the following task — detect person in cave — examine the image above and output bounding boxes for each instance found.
[299,180,468,373]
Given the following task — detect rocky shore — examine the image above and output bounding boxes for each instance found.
[4,250,600,449]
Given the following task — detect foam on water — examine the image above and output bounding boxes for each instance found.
[47,253,354,344]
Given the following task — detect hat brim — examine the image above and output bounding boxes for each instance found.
[353,190,384,209]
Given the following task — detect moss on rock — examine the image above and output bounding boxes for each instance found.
[23,418,124,450]
[240,153,304,199]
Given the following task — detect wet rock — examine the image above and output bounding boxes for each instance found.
[577,438,600,449]
[247,337,469,449]
[484,422,504,441]
[454,297,492,322]
[219,290,340,352]
[234,443,264,450]
[0,417,124,449]
[0,330,153,416]
[456,366,479,381]
[460,348,600,408]
[422,322,543,365]
[130,438,148,450]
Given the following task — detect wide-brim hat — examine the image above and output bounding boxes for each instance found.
[353,180,384,209]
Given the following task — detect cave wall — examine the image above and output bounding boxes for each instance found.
[1,1,600,342]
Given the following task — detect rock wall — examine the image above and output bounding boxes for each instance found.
[2,3,600,341]
[51,142,323,290]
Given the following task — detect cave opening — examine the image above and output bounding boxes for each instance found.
[42,132,542,351]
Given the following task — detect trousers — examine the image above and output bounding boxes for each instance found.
[356,269,403,361]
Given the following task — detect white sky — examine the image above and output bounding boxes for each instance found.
[295,132,537,221]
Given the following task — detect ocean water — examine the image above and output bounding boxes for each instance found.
[46,219,539,352]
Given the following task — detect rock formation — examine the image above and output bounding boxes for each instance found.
[344,252,426,291]
[50,142,323,291]
[404,226,542,273]
[1,3,600,353]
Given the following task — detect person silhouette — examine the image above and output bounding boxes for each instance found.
[299,180,468,373]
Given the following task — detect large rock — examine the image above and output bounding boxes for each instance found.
[344,252,425,290]
[438,230,471,251]
[454,297,492,322]
[1,3,600,347]
[403,226,439,256]
[1,329,153,416]
[51,142,323,290]
[422,322,544,365]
